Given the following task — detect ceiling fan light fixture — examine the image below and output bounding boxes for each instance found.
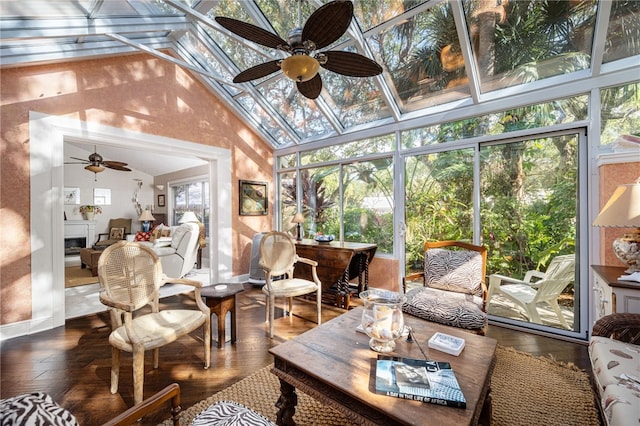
[85,164,105,173]
[281,55,320,82]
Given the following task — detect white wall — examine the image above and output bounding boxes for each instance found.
[64,143,154,236]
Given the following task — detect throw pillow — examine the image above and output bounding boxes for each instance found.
[0,392,79,426]
[191,401,275,426]
[135,231,151,242]
[109,227,125,240]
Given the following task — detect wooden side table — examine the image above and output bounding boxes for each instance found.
[200,283,245,348]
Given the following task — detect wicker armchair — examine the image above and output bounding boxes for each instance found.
[97,241,210,405]
[592,312,640,343]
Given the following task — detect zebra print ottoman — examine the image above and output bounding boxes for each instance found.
[0,392,78,426]
[190,400,275,426]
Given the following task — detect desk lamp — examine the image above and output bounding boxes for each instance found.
[593,178,640,272]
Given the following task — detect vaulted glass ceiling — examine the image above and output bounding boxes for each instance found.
[2,1,639,149]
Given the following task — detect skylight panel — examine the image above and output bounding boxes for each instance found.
[236,94,296,147]
[463,0,598,93]
[257,78,336,139]
[352,0,430,32]
[603,0,640,63]
[367,1,471,112]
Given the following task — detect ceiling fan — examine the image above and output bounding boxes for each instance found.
[215,0,383,100]
[65,147,131,179]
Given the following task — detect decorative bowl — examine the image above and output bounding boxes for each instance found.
[314,234,335,243]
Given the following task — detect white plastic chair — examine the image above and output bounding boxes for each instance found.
[487,254,575,329]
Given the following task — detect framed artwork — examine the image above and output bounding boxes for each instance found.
[64,187,80,205]
[157,194,166,207]
[239,180,268,216]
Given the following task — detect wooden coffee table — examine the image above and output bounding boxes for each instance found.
[269,307,497,426]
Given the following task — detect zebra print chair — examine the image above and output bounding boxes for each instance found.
[403,241,488,334]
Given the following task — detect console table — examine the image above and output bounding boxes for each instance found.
[592,265,640,319]
[294,240,377,309]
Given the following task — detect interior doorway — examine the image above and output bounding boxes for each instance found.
[26,112,232,337]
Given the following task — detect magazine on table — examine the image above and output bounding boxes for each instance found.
[374,355,466,408]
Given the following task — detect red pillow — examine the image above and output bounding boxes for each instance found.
[135,231,151,241]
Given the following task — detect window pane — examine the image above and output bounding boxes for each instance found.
[301,166,340,239]
[404,149,475,274]
[401,95,588,149]
[278,171,298,238]
[600,81,640,145]
[481,135,578,331]
[301,134,395,165]
[341,159,394,254]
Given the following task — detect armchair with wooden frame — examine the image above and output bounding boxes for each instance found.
[403,241,488,334]
[97,241,210,405]
[94,218,132,248]
[259,231,322,338]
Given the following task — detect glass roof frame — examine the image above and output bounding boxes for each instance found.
[1,0,638,151]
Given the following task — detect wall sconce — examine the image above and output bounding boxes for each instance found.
[593,178,640,273]
[156,184,165,191]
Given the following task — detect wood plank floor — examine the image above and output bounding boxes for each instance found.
[0,284,592,425]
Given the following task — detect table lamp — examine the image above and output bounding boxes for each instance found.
[593,179,640,272]
[292,212,305,241]
[179,211,199,223]
[138,210,155,232]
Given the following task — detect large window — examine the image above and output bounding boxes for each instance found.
[172,179,210,236]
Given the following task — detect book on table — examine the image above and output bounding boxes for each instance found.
[374,355,466,408]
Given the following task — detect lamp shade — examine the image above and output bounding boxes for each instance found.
[593,182,640,227]
[179,211,199,223]
[138,210,155,222]
[85,165,105,173]
[291,212,305,224]
[281,55,320,82]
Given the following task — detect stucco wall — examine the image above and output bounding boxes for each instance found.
[597,160,640,267]
[0,53,273,325]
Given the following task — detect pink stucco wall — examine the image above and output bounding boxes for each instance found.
[597,161,640,267]
[0,53,273,325]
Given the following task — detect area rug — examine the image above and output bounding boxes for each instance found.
[159,345,599,426]
[65,266,98,288]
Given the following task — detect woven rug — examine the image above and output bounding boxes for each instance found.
[65,266,98,288]
[160,346,599,426]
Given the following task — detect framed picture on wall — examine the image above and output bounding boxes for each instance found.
[157,194,165,207]
[239,180,268,216]
[64,187,80,205]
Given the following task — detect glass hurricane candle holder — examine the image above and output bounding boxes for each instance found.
[359,289,406,353]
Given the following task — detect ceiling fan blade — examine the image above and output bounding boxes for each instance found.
[103,160,128,167]
[297,74,322,99]
[233,60,282,83]
[105,164,132,171]
[215,17,289,50]
[69,156,89,162]
[320,51,383,77]
[64,161,89,165]
[302,1,353,50]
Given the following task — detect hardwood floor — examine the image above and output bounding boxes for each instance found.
[1,284,592,425]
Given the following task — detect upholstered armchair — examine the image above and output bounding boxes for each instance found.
[403,241,488,333]
[94,218,132,249]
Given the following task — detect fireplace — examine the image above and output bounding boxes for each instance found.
[64,220,96,266]
[65,237,86,256]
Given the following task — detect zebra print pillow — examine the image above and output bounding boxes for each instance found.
[424,248,484,297]
[190,400,276,426]
[0,392,78,426]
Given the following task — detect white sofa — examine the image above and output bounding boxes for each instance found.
[140,223,200,279]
